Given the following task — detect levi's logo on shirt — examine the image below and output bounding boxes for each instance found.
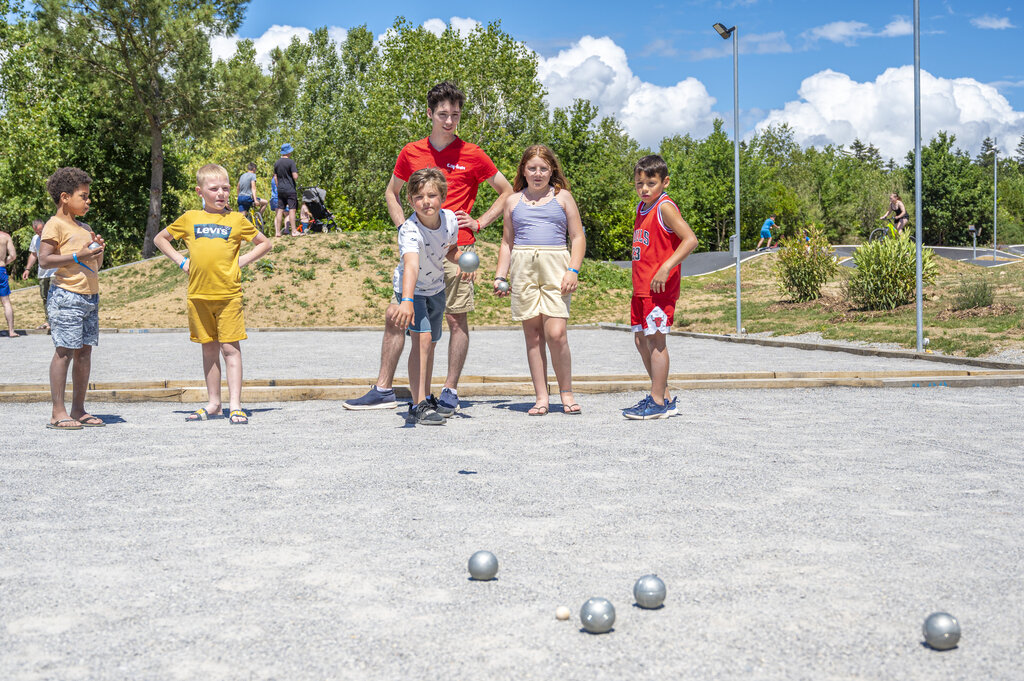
[195,224,230,240]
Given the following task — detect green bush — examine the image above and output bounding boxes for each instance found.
[846,232,937,310]
[773,228,838,301]
[951,276,994,310]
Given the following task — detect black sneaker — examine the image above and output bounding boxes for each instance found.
[407,399,445,425]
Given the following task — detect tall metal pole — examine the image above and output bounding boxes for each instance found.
[733,28,741,334]
[993,138,998,261]
[913,0,923,352]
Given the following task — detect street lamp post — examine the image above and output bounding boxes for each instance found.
[993,137,999,261]
[713,22,741,334]
[913,0,923,351]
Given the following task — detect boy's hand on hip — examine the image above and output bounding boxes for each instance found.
[455,211,478,232]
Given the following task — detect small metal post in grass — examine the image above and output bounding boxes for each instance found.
[993,137,998,262]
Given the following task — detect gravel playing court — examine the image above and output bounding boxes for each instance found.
[1,331,1021,679]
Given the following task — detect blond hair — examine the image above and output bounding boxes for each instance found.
[196,163,229,186]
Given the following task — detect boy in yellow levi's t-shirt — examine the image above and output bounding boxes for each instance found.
[154,163,271,425]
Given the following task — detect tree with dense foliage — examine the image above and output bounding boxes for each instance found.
[35,0,278,257]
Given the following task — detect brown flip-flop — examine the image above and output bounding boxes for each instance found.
[528,405,549,416]
[74,414,106,427]
[46,418,82,430]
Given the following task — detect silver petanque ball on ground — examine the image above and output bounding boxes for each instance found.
[467,550,498,581]
[496,280,509,293]
[459,251,480,273]
[922,612,961,650]
[580,597,616,634]
[633,574,666,609]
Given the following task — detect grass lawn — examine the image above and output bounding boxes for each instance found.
[12,232,1024,357]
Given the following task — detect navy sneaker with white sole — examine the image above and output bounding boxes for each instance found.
[343,385,397,410]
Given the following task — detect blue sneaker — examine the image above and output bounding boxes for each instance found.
[666,397,678,417]
[342,385,397,410]
[623,395,669,420]
[435,387,460,418]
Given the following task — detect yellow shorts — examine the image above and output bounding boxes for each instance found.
[443,243,475,314]
[509,245,572,321]
[187,297,247,344]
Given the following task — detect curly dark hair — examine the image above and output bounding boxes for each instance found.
[46,167,92,205]
[427,81,465,112]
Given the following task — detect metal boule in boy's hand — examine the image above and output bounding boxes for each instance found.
[496,280,509,293]
[458,251,480,272]
[88,242,100,250]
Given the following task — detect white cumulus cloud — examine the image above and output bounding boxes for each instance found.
[211,24,348,69]
[753,66,1024,158]
[383,16,481,43]
[971,15,1016,30]
[536,35,718,147]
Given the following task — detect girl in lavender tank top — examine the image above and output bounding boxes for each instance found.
[494,145,586,416]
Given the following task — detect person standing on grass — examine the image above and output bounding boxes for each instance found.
[343,81,513,414]
[237,163,267,216]
[273,144,298,237]
[23,219,56,331]
[493,145,586,416]
[756,215,778,251]
[0,230,19,337]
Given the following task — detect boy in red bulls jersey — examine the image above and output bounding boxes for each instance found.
[623,155,698,420]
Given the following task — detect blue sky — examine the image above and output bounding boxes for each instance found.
[224,0,1024,157]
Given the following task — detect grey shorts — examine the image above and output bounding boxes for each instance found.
[48,286,99,349]
[393,290,446,342]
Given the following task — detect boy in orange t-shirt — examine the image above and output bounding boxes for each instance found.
[154,164,271,424]
[38,167,107,430]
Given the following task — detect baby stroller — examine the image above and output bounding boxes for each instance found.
[299,185,338,233]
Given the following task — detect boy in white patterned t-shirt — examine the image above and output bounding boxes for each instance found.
[383,168,468,425]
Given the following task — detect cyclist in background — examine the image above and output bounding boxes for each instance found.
[880,193,909,233]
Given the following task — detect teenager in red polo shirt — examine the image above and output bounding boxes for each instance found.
[344,81,513,413]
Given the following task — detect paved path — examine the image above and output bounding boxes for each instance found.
[609,246,1023,276]
[0,328,981,385]
[613,250,764,277]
